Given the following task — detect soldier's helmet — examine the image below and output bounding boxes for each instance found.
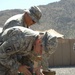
[26,6,42,23]
[42,32,58,55]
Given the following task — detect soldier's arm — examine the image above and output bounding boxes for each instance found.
[0,28,23,74]
[0,40,20,74]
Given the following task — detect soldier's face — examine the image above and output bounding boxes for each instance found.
[33,39,43,55]
[24,13,36,27]
[31,39,43,61]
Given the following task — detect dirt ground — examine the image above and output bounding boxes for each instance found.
[49,66,75,75]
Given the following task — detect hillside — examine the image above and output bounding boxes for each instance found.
[0,0,75,38]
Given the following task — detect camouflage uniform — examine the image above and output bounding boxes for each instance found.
[0,26,39,75]
[3,6,42,31]
[39,33,58,70]
[1,6,42,75]
[0,27,58,75]
[3,14,27,31]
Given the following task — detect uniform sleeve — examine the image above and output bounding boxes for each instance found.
[0,27,36,72]
[3,20,20,31]
[0,28,23,72]
[0,40,20,72]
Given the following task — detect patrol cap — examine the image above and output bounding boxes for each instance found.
[42,32,58,54]
[26,6,42,23]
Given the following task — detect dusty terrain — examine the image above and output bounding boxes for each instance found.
[50,66,75,75]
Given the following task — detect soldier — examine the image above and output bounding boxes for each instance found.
[0,6,42,74]
[3,6,42,31]
[0,26,58,75]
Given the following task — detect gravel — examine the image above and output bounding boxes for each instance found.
[49,66,75,75]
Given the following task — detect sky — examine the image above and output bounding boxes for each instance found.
[0,0,60,11]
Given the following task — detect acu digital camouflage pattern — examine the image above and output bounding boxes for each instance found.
[3,6,42,31]
[32,31,58,70]
[0,26,58,75]
[0,26,39,75]
[39,32,58,70]
[3,14,26,31]
[42,32,58,55]
[28,6,42,23]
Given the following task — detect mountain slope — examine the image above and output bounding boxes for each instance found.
[0,0,75,38]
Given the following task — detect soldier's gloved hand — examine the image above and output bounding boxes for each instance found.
[18,65,32,75]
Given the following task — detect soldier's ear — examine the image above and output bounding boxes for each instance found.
[25,12,29,17]
[23,12,29,19]
[36,39,42,45]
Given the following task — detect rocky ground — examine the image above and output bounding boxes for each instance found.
[49,66,75,75]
